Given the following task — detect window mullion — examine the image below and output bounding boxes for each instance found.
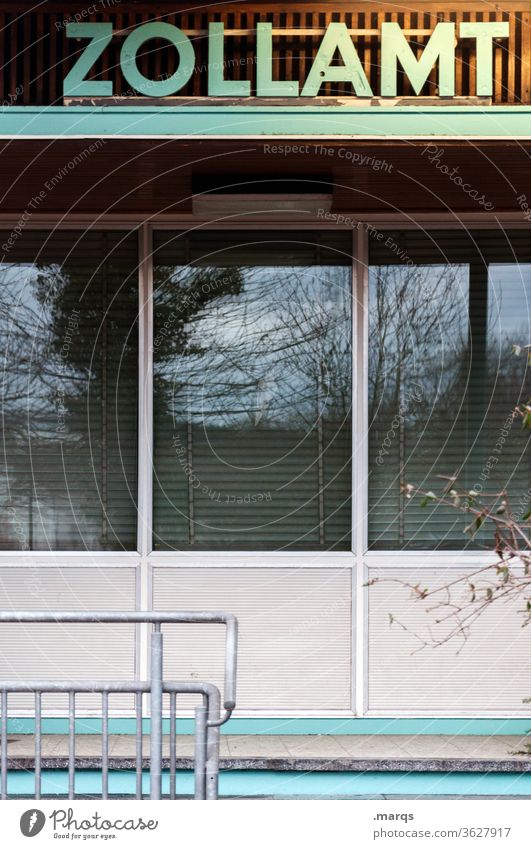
[353,223,369,716]
[137,222,153,688]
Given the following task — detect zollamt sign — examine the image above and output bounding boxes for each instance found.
[64,21,509,98]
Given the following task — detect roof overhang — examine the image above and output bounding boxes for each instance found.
[2,105,531,140]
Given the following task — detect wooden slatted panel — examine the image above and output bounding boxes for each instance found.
[236,11,244,90]
[404,9,414,98]
[493,9,504,103]
[380,8,391,96]
[461,9,470,97]
[515,10,522,101]
[370,10,379,94]
[304,10,313,97]
[46,11,54,105]
[283,9,292,90]
[35,11,44,104]
[3,3,531,104]
[7,12,18,104]
[522,11,531,101]
[508,8,516,99]
[398,8,407,97]
[453,9,462,98]
[22,11,31,101]
[426,10,438,96]
[0,11,6,104]
[357,11,369,92]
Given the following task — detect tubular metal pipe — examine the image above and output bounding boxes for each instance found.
[0,611,234,624]
[0,680,219,694]
[0,681,151,692]
[207,709,233,727]
[0,611,238,712]
[194,705,207,800]
[150,627,163,801]
[135,692,143,800]
[169,692,176,800]
[102,691,109,800]
[0,609,236,802]
[205,686,221,800]
[35,692,41,800]
[68,692,75,800]
[222,614,238,711]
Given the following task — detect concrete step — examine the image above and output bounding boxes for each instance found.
[5,734,531,772]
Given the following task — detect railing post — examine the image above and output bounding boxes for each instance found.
[205,688,221,800]
[150,624,163,800]
[0,611,237,802]
[194,703,208,800]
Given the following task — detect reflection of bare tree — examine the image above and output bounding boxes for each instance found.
[368,263,470,549]
[154,263,351,427]
[170,266,351,427]
[1,251,138,551]
[369,263,468,423]
[368,258,531,549]
[153,262,352,549]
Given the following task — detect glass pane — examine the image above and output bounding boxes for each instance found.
[0,231,138,550]
[153,231,352,550]
[368,230,531,550]
[483,263,531,503]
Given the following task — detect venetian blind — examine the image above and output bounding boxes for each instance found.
[152,230,352,550]
[0,230,138,550]
[368,229,531,550]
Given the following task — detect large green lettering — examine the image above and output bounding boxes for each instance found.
[64,23,113,97]
[459,22,509,96]
[121,22,194,96]
[208,23,250,96]
[381,22,455,96]
[301,23,372,97]
[256,23,298,96]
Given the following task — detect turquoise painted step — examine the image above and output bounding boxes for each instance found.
[5,769,531,797]
[7,717,531,736]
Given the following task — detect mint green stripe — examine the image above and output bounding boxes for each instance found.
[8,717,531,735]
[1,105,531,138]
[6,770,531,796]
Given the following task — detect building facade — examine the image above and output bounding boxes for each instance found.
[1,0,531,731]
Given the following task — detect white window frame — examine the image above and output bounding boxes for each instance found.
[0,213,529,719]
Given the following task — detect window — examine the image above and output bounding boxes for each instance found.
[152,231,353,550]
[2,225,528,556]
[368,230,531,550]
[0,231,138,550]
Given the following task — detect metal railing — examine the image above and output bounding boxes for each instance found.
[0,610,238,800]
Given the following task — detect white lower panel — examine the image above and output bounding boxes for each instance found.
[151,566,352,712]
[0,566,137,710]
[367,567,531,713]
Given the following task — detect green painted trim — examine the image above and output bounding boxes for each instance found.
[7,769,531,797]
[2,105,531,138]
[8,717,531,735]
